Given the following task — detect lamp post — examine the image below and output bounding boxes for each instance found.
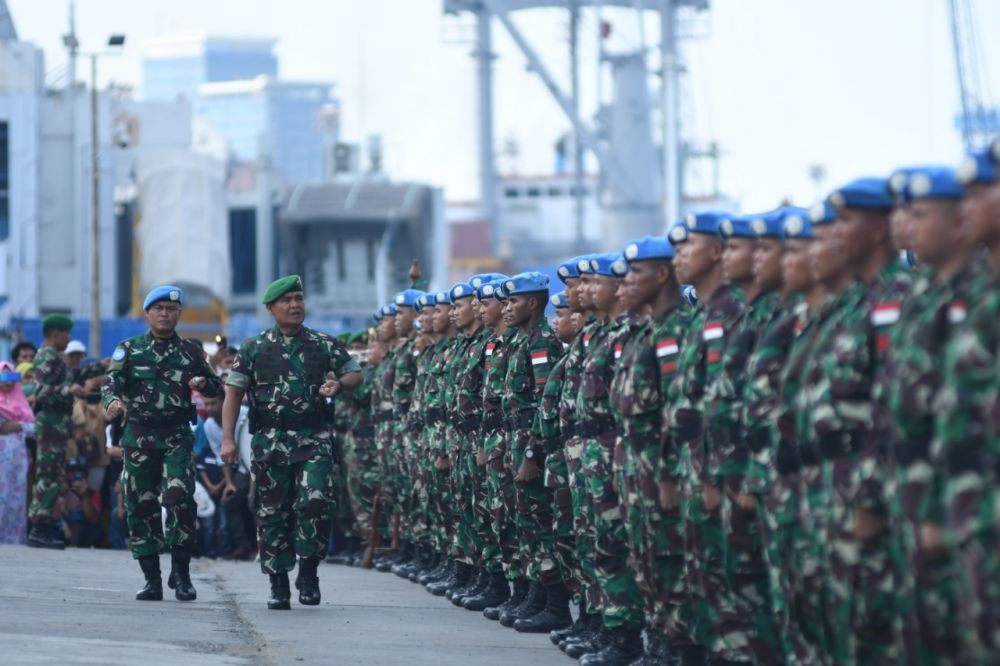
[86,34,125,356]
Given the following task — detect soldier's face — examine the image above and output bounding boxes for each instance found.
[266,292,305,329]
[145,302,183,337]
[909,199,962,268]
[577,275,594,309]
[554,309,577,343]
[590,275,618,313]
[614,280,631,312]
[753,238,784,290]
[563,279,581,310]
[433,305,451,333]
[480,298,503,328]
[378,317,395,342]
[625,259,669,308]
[961,183,1000,246]
[834,209,887,271]
[502,294,534,328]
[782,240,813,294]
[453,298,476,330]
[810,225,845,286]
[395,308,416,336]
[722,237,755,284]
[675,234,721,284]
[889,206,913,250]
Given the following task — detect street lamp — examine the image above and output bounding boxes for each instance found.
[86,34,125,356]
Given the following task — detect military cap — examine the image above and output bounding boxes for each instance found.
[681,284,698,306]
[144,284,184,310]
[373,307,384,322]
[557,257,585,283]
[450,282,475,301]
[751,208,807,238]
[719,214,755,240]
[414,293,434,312]
[500,272,550,297]
[784,210,815,239]
[888,167,921,205]
[261,275,303,305]
[41,313,74,331]
[381,303,398,317]
[828,178,894,211]
[670,211,728,244]
[624,236,675,262]
[550,292,569,309]
[588,253,623,277]
[476,278,503,300]
[610,254,629,277]
[576,255,595,275]
[809,200,837,226]
[434,290,453,306]
[957,146,999,186]
[394,289,424,309]
[905,166,964,201]
[469,273,508,289]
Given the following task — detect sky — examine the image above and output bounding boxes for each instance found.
[8,0,1000,215]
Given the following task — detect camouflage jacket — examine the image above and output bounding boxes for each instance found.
[32,346,76,422]
[482,327,516,436]
[451,327,491,434]
[225,325,359,464]
[349,364,376,436]
[372,347,397,422]
[105,331,222,432]
[503,319,564,452]
[534,353,569,457]
[411,337,443,433]
[576,317,628,438]
[558,317,599,439]
[391,335,419,427]
[663,283,745,485]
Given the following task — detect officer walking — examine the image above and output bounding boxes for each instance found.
[221,275,362,610]
[103,286,222,601]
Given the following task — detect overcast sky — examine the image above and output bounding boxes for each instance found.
[9,0,1000,214]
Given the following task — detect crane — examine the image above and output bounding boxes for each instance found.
[947,0,999,150]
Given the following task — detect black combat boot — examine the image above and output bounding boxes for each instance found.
[579,625,645,665]
[374,550,398,572]
[513,580,572,633]
[551,601,589,644]
[135,555,163,601]
[27,523,64,550]
[452,568,488,606]
[484,576,528,620]
[409,550,438,582]
[499,581,546,627]
[169,546,197,601]
[391,542,418,577]
[676,645,706,666]
[565,624,613,659]
[430,561,470,596]
[295,557,322,605]
[267,572,291,610]
[461,572,509,611]
[630,630,672,666]
[420,557,452,586]
[559,611,601,651]
[325,536,362,565]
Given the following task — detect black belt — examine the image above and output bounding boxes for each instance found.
[128,412,192,434]
[256,412,324,431]
[483,412,503,430]
[508,411,535,429]
[817,431,858,460]
[578,417,616,438]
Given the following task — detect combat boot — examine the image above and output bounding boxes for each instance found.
[499,581,546,627]
[409,550,438,582]
[565,624,613,659]
[550,601,590,644]
[452,568,488,606]
[559,611,601,651]
[267,573,291,610]
[676,645,706,666]
[27,523,65,550]
[295,557,322,606]
[630,631,672,666]
[513,580,572,633]
[430,560,470,596]
[390,542,416,577]
[578,625,644,665]
[461,572,509,611]
[420,557,452,586]
[374,551,398,572]
[484,576,528,620]
[135,555,163,601]
[169,546,197,601]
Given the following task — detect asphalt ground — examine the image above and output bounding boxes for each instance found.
[0,545,569,665]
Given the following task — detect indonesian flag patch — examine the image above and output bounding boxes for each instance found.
[871,302,901,327]
[412,348,421,357]
[531,351,549,366]
[584,333,593,348]
[656,339,679,358]
[614,344,624,360]
[485,343,495,357]
[948,301,967,324]
[703,322,723,341]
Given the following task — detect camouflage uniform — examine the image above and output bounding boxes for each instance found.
[504,318,563,584]
[345,363,378,542]
[331,392,356,543]
[103,332,222,559]
[372,345,397,543]
[664,283,744,657]
[28,346,77,526]
[226,325,360,574]
[390,335,419,544]
[609,299,689,637]
[577,315,644,630]
[425,336,465,554]
[409,338,439,550]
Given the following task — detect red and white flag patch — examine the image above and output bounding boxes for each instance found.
[703,322,723,341]
[614,344,624,360]
[871,302,901,327]
[656,339,679,358]
[485,343,495,357]
[531,351,549,366]
[584,333,593,348]
[948,300,967,324]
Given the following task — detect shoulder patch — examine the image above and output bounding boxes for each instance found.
[111,346,126,362]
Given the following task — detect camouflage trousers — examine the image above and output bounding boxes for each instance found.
[511,427,559,585]
[544,449,577,588]
[372,422,394,544]
[470,432,501,572]
[484,429,518,580]
[796,462,833,661]
[121,426,197,559]
[582,434,643,630]
[332,432,356,541]
[449,434,478,562]
[389,422,416,542]
[410,426,432,549]
[344,429,379,540]
[253,452,333,574]
[430,425,458,554]
[28,419,71,525]
[566,434,600,612]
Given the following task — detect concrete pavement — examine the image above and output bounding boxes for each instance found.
[0,545,569,665]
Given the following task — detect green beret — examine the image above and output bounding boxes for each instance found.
[262,275,304,305]
[42,313,74,331]
[349,332,367,345]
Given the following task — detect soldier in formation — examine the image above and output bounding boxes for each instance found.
[346,139,1000,666]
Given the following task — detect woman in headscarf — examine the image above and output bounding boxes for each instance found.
[0,361,35,543]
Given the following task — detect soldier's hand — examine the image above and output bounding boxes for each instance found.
[659,480,679,511]
[735,493,756,512]
[435,456,451,473]
[514,459,540,485]
[475,447,487,468]
[319,379,342,397]
[854,507,886,544]
[221,437,238,465]
[702,485,723,512]
[69,384,88,398]
[918,522,947,558]
[188,376,207,391]
[104,400,124,421]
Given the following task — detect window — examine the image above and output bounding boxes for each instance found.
[336,239,346,281]
[0,122,8,240]
[228,208,256,294]
[525,187,541,198]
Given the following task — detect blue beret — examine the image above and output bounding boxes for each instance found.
[434,290,453,305]
[751,207,809,238]
[624,236,674,261]
[576,255,596,275]
[784,211,814,239]
[957,145,999,186]
[469,273,508,289]
[670,211,728,244]
[475,279,499,300]
[373,308,384,322]
[719,214,755,240]
[610,254,629,277]
[500,272,550,297]
[888,167,922,205]
[681,284,698,306]
[414,293,436,312]
[550,292,569,309]
[450,282,475,301]
[904,167,964,201]
[381,303,398,317]
[808,201,837,226]
[557,257,585,283]
[394,289,424,309]
[143,285,184,311]
[588,253,623,277]
[828,178,894,211]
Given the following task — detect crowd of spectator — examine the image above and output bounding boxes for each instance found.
[0,339,256,559]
